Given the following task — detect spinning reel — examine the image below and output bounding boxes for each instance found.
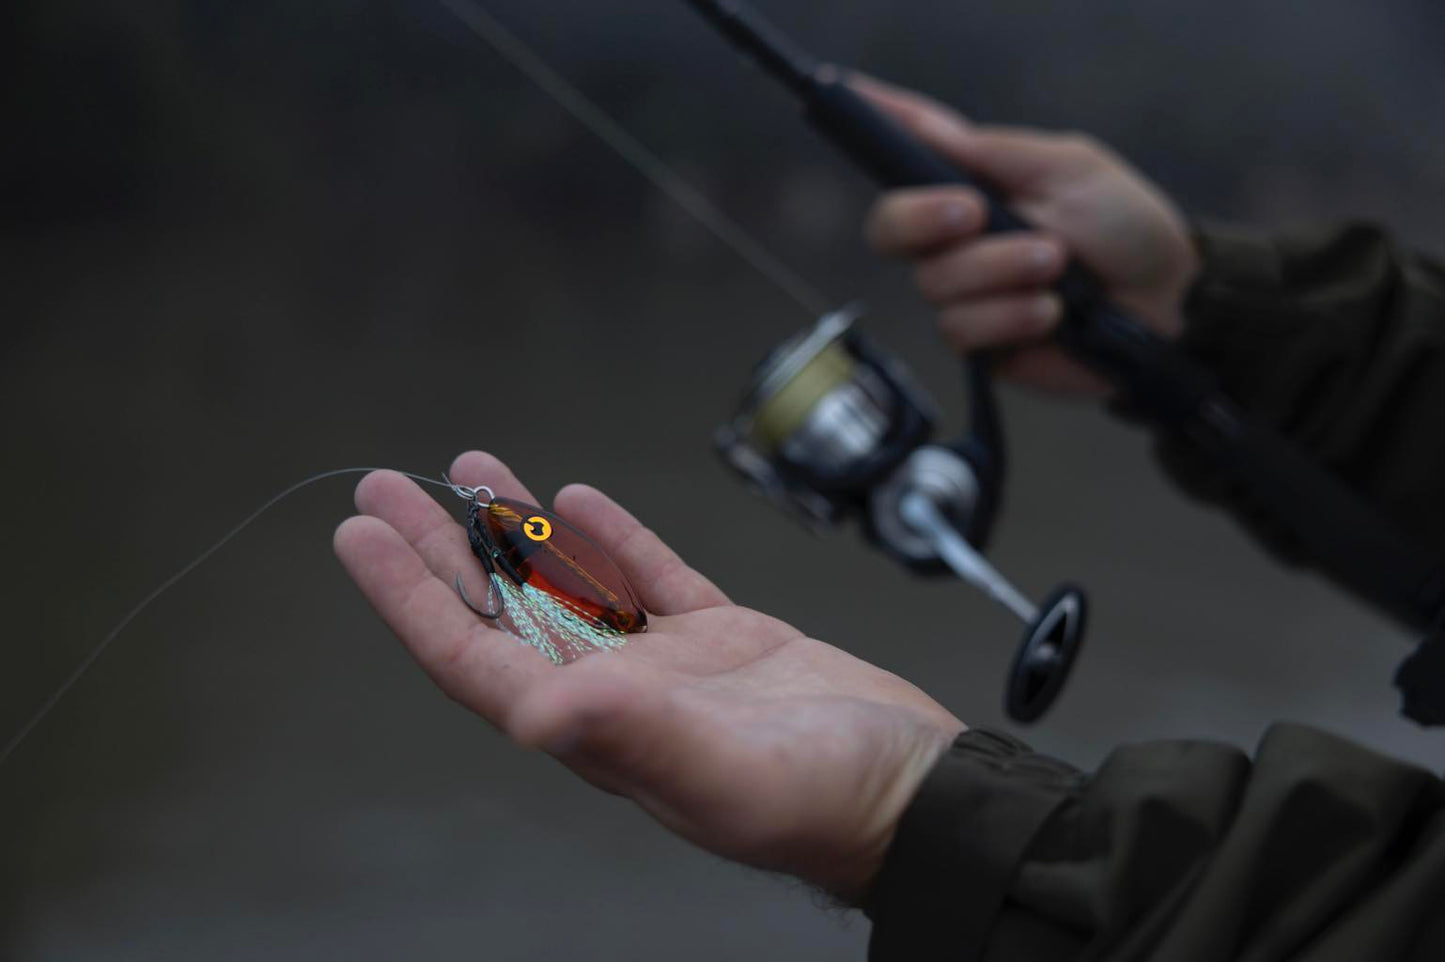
[717,306,1087,722]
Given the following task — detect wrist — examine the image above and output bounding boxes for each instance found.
[831,722,963,904]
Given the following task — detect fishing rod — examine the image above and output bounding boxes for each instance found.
[688,0,1445,723]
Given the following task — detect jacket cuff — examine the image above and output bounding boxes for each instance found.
[1129,225,1318,522]
[866,729,1081,962]
[1176,223,1306,394]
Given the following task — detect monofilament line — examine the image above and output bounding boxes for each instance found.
[0,467,456,771]
[435,0,833,318]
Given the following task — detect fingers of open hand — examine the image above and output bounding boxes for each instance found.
[865,187,985,256]
[348,458,553,717]
[552,483,729,616]
[333,513,545,721]
[355,469,475,583]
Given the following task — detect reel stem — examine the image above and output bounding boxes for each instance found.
[899,492,1036,623]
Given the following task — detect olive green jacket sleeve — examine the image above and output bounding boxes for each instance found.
[868,725,1445,961]
[867,225,1445,960]
[1158,221,1445,561]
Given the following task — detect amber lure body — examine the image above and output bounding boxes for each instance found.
[465,497,647,635]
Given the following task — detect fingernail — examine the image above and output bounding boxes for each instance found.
[1033,293,1063,325]
[1030,242,1060,274]
[923,112,970,144]
[941,201,971,230]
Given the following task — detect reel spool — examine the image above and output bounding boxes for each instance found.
[716,307,1087,722]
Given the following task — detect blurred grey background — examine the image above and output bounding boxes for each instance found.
[3,0,1443,958]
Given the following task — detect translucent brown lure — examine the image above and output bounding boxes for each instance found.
[453,487,647,664]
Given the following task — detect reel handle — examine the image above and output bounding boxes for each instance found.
[1007,585,1088,723]
[900,492,1087,722]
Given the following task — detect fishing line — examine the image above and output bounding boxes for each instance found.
[3,0,833,771]
[435,0,833,317]
[0,468,462,770]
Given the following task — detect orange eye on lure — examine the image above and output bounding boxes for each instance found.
[450,484,647,665]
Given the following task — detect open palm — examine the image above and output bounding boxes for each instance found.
[333,451,963,901]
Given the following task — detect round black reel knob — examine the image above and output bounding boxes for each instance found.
[1005,584,1088,723]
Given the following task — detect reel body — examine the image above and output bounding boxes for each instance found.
[717,308,1087,722]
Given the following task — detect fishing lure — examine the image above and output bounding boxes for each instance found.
[450,484,647,664]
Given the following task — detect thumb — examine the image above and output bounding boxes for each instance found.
[508,667,717,802]
[850,73,1083,195]
[508,665,771,854]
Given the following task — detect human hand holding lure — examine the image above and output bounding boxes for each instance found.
[334,451,963,901]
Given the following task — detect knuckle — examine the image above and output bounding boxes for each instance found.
[612,521,657,562]
[433,625,488,697]
[645,552,689,591]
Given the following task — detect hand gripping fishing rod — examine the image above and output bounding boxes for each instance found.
[689,0,1445,724]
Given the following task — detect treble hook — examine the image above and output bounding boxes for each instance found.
[455,572,504,620]
[447,475,505,619]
